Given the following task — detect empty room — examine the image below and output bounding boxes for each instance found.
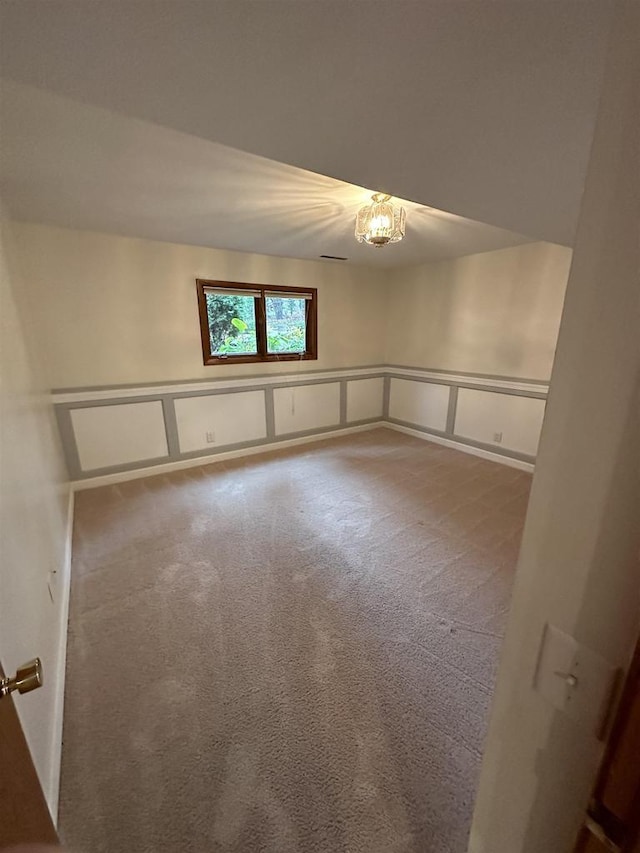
[1,3,638,853]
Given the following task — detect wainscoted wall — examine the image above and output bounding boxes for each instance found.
[388,378,451,433]
[70,401,169,471]
[384,242,572,381]
[453,388,545,457]
[346,377,385,423]
[175,391,266,453]
[273,382,342,436]
[54,366,547,485]
[385,368,547,463]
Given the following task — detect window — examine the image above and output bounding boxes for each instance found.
[196,279,318,365]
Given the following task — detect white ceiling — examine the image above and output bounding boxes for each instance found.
[0,1,613,258]
[0,81,532,268]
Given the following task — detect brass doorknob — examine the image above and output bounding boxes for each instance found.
[0,658,43,699]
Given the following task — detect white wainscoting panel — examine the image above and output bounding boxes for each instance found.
[274,383,340,435]
[454,388,546,456]
[175,390,267,453]
[346,377,384,422]
[71,401,168,471]
[388,378,450,432]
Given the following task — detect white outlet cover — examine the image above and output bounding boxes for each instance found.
[534,623,618,736]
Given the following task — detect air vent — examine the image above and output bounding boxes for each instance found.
[320,254,348,261]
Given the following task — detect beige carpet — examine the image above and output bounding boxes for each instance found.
[59,428,531,853]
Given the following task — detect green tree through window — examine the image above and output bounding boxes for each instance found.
[197,280,318,365]
[206,293,257,355]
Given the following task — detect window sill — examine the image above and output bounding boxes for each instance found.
[204,353,317,366]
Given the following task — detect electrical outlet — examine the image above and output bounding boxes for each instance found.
[205,431,215,444]
[493,432,503,443]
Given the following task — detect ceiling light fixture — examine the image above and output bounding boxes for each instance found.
[355,193,406,248]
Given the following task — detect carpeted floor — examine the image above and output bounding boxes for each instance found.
[59,428,531,853]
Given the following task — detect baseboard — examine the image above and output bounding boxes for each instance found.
[384,423,535,472]
[71,422,382,490]
[47,485,74,825]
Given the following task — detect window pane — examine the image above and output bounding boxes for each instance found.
[206,292,258,355]
[266,296,306,354]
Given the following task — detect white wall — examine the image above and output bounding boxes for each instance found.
[9,225,570,393]
[471,6,640,852]
[385,242,571,380]
[175,391,267,454]
[0,212,72,818]
[388,378,450,432]
[346,377,384,423]
[273,382,341,436]
[71,401,169,470]
[10,223,388,389]
[8,224,565,482]
[454,389,545,457]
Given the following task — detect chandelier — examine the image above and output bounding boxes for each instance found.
[355,193,406,248]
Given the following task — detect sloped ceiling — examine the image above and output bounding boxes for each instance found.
[0,1,613,248]
[0,81,534,268]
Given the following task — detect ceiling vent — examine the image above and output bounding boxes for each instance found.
[320,254,348,261]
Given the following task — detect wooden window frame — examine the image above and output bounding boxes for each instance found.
[196,279,318,366]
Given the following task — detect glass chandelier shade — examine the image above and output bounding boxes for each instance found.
[355,193,406,247]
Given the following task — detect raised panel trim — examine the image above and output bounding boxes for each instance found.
[388,378,450,432]
[346,377,385,423]
[70,401,169,472]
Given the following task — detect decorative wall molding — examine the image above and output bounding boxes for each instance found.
[386,423,535,473]
[53,364,549,486]
[70,424,381,491]
[51,366,387,403]
[51,364,548,404]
